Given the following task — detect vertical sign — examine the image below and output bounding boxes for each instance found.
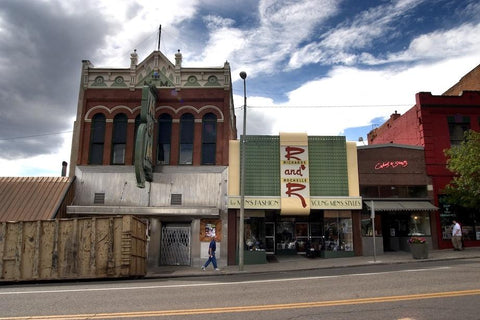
[135,84,158,188]
[280,133,310,215]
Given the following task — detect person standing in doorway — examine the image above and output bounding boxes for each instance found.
[202,236,219,271]
[451,220,462,251]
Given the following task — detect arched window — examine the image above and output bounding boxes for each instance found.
[179,113,194,164]
[133,115,141,164]
[111,113,127,164]
[158,113,172,164]
[89,113,106,164]
[201,113,217,164]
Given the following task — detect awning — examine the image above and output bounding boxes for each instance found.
[364,201,438,211]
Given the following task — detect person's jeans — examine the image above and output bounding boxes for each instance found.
[203,254,217,269]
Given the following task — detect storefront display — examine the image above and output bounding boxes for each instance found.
[240,212,355,257]
[243,217,267,264]
[323,211,354,257]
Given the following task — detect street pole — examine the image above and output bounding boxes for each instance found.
[371,200,376,263]
[239,71,247,271]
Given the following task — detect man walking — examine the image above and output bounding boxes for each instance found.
[451,220,462,251]
[202,236,219,271]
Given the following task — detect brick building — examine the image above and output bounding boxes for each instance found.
[367,87,480,249]
[357,144,437,254]
[67,49,237,268]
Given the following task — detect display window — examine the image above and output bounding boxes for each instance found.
[409,213,431,236]
[276,221,295,251]
[244,217,266,251]
[295,223,308,252]
[324,211,353,251]
[439,195,480,241]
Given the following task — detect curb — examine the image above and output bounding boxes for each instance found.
[145,252,480,280]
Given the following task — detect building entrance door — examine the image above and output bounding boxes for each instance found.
[265,222,275,254]
[160,225,191,266]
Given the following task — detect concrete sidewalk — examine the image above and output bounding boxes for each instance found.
[147,247,480,279]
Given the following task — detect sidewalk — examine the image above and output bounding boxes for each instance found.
[147,247,480,279]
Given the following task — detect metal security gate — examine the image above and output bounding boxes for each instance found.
[160,225,191,266]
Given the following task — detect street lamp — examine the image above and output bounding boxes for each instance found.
[239,71,247,271]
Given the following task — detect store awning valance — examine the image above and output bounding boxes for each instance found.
[364,201,438,211]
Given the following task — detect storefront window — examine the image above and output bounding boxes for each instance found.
[409,214,431,236]
[244,217,265,251]
[324,212,353,251]
[276,221,295,251]
[439,195,480,241]
[295,223,308,252]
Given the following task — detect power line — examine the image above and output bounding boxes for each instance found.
[235,104,412,110]
[0,130,73,141]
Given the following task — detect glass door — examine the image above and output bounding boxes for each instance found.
[265,222,275,254]
[295,223,308,253]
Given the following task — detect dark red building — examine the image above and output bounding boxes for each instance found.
[357,144,437,254]
[67,49,238,269]
[368,90,480,249]
[71,50,236,169]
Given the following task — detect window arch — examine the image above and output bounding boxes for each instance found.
[158,113,172,164]
[111,113,127,164]
[89,113,106,164]
[179,113,194,164]
[201,113,217,164]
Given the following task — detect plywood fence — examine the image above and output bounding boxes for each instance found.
[0,215,146,282]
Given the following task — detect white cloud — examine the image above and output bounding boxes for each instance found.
[377,23,480,64]
[0,131,72,177]
[236,53,480,139]
[288,0,425,68]
[91,0,201,66]
[229,0,339,75]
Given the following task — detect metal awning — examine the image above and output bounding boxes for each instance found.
[364,201,438,211]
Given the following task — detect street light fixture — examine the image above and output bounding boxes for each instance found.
[239,71,247,271]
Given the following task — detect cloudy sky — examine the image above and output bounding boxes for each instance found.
[1,0,479,177]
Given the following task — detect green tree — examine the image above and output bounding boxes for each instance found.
[443,130,480,208]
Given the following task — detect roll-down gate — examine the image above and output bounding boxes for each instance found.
[160,225,191,266]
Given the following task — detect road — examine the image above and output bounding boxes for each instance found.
[1,258,479,320]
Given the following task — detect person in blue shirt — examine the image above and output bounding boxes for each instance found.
[201,236,219,271]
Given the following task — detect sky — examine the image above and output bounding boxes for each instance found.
[0,0,479,177]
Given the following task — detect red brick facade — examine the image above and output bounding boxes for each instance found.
[71,51,237,171]
[368,91,480,248]
[76,87,235,167]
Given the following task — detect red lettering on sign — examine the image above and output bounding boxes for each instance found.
[284,164,306,176]
[285,183,307,208]
[285,146,305,161]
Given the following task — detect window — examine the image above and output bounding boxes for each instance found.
[439,194,479,241]
[324,211,353,251]
[201,113,217,164]
[157,114,172,164]
[448,115,470,146]
[179,113,194,164]
[89,113,105,164]
[360,185,427,198]
[409,213,431,236]
[112,113,127,164]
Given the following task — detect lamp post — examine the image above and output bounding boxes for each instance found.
[239,71,247,271]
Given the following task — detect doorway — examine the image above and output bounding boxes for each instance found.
[160,225,191,265]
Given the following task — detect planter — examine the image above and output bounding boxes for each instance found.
[410,243,428,259]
